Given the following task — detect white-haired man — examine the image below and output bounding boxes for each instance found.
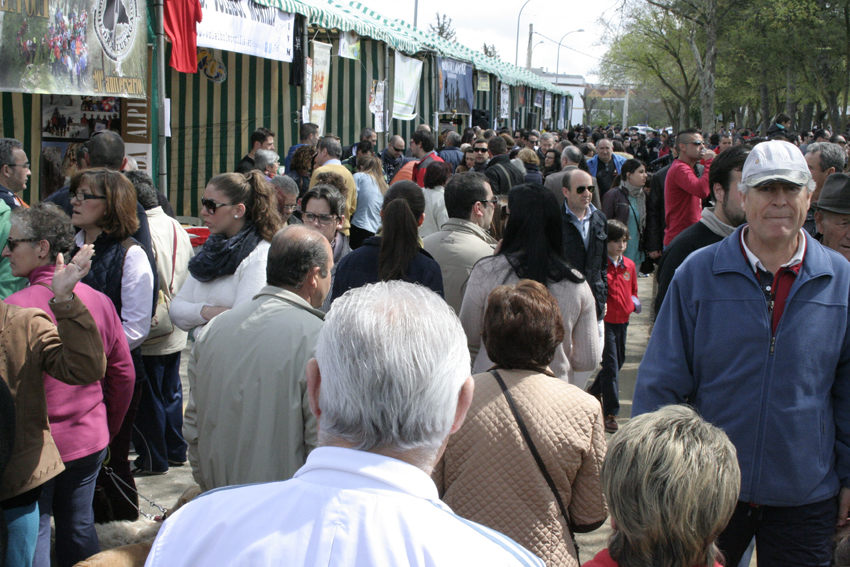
[634,140,850,566]
[148,281,544,567]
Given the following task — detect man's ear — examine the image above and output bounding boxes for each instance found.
[307,358,322,420]
[449,376,475,435]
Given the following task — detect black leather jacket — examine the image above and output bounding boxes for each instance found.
[561,207,608,319]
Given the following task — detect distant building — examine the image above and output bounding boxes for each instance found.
[532,69,586,126]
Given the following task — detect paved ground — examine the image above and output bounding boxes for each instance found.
[134,276,733,563]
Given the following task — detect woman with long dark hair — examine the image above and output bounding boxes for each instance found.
[330,180,443,303]
[541,148,562,178]
[602,159,647,266]
[420,161,452,237]
[459,183,600,382]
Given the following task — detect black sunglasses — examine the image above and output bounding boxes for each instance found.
[575,185,595,194]
[393,146,405,152]
[201,198,234,214]
[5,237,38,251]
[473,147,488,153]
[478,197,498,207]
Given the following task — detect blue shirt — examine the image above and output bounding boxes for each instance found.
[563,202,598,249]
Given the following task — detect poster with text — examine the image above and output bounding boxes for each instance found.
[500,83,510,119]
[534,90,543,108]
[544,92,552,120]
[310,41,331,134]
[0,0,147,96]
[393,52,422,121]
[477,71,489,91]
[436,57,473,115]
[558,96,567,129]
[197,0,293,62]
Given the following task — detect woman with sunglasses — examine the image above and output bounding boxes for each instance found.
[171,171,282,335]
[68,168,155,519]
[300,184,349,312]
[330,180,443,304]
[3,203,134,567]
[459,183,600,383]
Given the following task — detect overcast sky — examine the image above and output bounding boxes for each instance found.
[361,0,622,83]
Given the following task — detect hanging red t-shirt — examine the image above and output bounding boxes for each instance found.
[163,0,203,73]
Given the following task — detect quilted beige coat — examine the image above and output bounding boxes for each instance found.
[434,369,608,567]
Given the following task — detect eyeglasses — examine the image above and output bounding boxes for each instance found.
[72,191,107,202]
[393,146,405,152]
[5,237,38,251]
[201,198,234,214]
[7,162,30,169]
[281,204,298,211]
[575,185,595,194]
[688,140,706,146]
[478,197,498,207]
[473,147,488,153]
[303,211,339,225]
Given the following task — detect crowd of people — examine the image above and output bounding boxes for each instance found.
[1,111,850,567]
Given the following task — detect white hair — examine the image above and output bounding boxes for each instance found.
[315,281,470,455]
[738,177,815,195]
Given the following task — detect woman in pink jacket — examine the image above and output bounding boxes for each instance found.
[3,203,134,567]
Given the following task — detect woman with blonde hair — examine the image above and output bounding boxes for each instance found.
[583,405,740,567]
[517,148,543,184]
[350,155,387,249]
[171,171,282,336]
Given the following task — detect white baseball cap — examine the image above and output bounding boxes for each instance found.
[741,140,810,187]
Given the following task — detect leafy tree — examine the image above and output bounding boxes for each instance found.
[430,13,456,42]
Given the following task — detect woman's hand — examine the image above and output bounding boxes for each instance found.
[52,244,94,302]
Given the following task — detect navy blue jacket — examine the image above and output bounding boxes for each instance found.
[634,227,850,506]
[330,236,444,304]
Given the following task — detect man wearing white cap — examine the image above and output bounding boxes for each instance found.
[633,140,850,567]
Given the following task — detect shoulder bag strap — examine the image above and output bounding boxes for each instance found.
[167,224,178,295]
[489,369,580,561]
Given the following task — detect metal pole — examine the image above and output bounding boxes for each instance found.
[555,29,584,91]
[515,0,532,66]
[525,25,533,70]
[384,43,390,146]
[154,0,167,197]
[302,16,309,116]
[623,85,630,128]
[413,0,418,27]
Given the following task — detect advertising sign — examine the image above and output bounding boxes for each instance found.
[436,57,473,115]
[338,30,360,60]
[477,71,489,91]
[392,52,422,121]
[534,90,543,108]
[309,41,331,134]
[500,83,510,119]
[0,0,147,96]
[41,95,120,140]
[544,92,552,120]
[197,0,293,62]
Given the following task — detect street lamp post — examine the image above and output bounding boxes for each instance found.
[515,0,532,66]
[554,29,584,88]
[529,40,543,69]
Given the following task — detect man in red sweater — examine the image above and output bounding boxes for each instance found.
[663,128,716,246]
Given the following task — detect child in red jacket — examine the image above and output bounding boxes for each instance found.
[588,220,641,433]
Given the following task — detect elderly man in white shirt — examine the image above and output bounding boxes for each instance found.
[146,281,544,567]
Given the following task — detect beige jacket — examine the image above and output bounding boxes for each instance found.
[422,218,496,315]
[434,369,608,567]
[458,255,601,382]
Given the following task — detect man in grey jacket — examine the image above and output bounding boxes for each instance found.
[423,172,497,314]
[183,226,332,491]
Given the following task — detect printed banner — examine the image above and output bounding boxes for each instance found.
[392,51,422,121]
[544,92,552,120]
[197,0,293,62]
[310,41,332,134]
[477,71,489,92]
[534,90,543,108]
[42,95,120,140]
[0,0,147,97]
[338,30,360,60]
[558,96,567,129]
[370,80,386,132]
[437,57,473,115]
[197,48,227,83]
[500,83,510,119]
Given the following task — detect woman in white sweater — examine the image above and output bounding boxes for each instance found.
[459,183,600,383]
[171,172,282,336]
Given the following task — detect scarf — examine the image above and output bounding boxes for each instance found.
[188,222,262,282]
[622,180,647,232]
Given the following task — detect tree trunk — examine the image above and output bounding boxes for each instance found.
[786,66,798,131]
[828,90,841,133]
[683,0,717,135]
[800,101,815,132]
[678,100,688,133]
[760,82,771,135]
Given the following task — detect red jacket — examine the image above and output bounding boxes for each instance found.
[605,255,637,324]
[663,158,712,246]
[411,151,444,188]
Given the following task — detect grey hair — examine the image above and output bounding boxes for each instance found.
[562,145,582,164]
[807,142,846,173]
[445,131,462,147]
[266,226,329,288]
[317,136,342,159]
[10,203,75,263]
[0,138,23,167]
[124,170,159,210]
[270,175,298,197]
[254,149,279,171]
[540,132,554,142]
[603,405,740,567]
[315,281,470,457]
[738,177,816,195]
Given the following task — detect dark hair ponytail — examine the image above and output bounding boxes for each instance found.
[379,181,425,282]
[244,170,283,241]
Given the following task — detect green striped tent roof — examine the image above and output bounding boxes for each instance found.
[257,0,567,96]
